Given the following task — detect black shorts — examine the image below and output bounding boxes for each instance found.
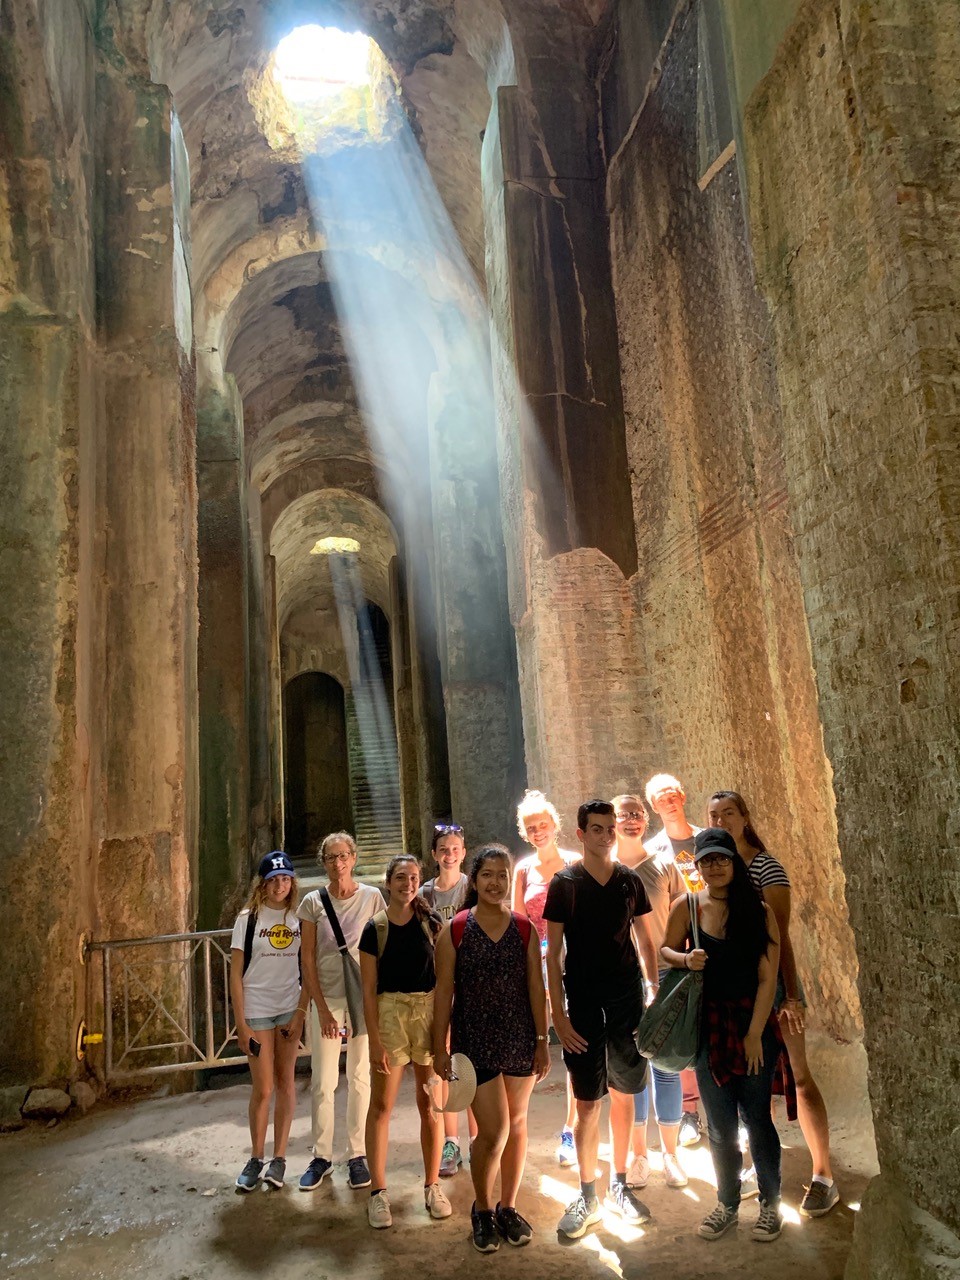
[564,978,648,1102]
[474,1066,533,1088]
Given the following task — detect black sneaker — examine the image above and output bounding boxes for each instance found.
[800,1180,839,1217]
[678,1111,702,1147]
[471,1202,500,1253]
[752,1199,783,1242]
[495,1203,533,1247]
[299,1156,333,1190]
[235,1157,264,1192]
[262,1157,286,1189]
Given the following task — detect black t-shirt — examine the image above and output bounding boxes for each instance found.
[359,915,436,994]
[543,862,651,1000]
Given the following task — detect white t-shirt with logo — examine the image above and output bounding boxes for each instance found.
[231,906,302,1019]
[297,883,383,1004]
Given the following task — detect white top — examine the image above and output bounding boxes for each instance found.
[297,883,383,1003]
[231,906,302,1020]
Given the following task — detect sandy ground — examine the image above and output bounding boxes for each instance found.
[0,1037,878,1280]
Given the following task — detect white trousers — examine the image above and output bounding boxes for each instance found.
[309,1002,370,1161]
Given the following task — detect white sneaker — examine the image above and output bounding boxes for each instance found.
[425,1182,453,1219]
[626,1154,650,1188]
[663,1152,688,1188]
[368,1190,392,1229]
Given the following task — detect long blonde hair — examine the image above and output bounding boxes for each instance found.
[243,874,299,917]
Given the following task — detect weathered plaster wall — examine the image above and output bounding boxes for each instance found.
[605,3,861,1038]
[742,0,960,1266]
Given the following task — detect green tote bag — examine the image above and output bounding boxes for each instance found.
[634,893,703,1072]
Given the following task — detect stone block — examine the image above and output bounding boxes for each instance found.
[69,1080,97,1113]
[0,1085,29,1131]
[21,1087,71,1118]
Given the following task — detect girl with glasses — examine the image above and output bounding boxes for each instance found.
[296,832,383,1193]
[661,828,785,1244]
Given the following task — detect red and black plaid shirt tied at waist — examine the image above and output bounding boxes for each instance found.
[704,996,798,1122]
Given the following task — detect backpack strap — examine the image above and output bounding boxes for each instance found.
[451,909,470,949]
[242,910,257,976]
[512,911,533,950]
[372,910,390,960]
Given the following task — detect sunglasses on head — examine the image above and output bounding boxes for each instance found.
[434,823,464,836]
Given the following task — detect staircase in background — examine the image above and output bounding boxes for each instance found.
[345,682,403,882]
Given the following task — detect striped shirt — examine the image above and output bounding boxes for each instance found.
[746,851,791,892]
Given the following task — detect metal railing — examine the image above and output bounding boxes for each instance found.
[84,929,308,1082]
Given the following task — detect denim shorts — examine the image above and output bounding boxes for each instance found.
[247,1009,299,1030]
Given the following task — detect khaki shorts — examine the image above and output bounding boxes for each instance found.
[378,991,434,1068]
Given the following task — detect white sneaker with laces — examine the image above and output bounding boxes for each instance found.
[425,1182,453,1219]
[663,1152,688,1188]
[626,1154,650,1188]
[368,1190,392,1229]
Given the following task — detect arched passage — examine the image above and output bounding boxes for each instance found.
[282,671,352,857]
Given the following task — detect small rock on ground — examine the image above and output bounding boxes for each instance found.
[0,1085,29,1131]
[22,1088,72,1118]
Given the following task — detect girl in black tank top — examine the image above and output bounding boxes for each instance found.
[661,829,785,1243]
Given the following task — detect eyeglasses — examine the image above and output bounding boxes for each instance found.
[616,810,647,821]
[697,853,733,868]
[434,823,464,836]
[323,852,353,864]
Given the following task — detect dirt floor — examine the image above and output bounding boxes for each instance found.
[0,1036,878,1280]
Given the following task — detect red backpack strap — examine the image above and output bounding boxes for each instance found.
[451,909,471,949]
[512,911,533,949]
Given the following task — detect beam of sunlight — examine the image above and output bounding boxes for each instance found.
[274,27,576,677]
[327,551,401,840]
[539,1173,579,1205]
[581,1234,625,1278]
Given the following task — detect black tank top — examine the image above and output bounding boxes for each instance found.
[700,929,759,1004]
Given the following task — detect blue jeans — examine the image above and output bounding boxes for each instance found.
[633,1065,683,1125]
[695,1030,781,1208]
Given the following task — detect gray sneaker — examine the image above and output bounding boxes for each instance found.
[605,1180,651,1224]
[235,1157,264,1192]
[800,1180,840,1217]
[262,1157,286,1189]
[558,1192,602,1239]
[439,1139,462,1178]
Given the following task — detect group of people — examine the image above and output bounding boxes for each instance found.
[228,773,840,1251]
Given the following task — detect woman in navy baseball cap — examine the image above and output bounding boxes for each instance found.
[229,851,304,1193]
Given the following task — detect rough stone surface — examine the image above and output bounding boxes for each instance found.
[0,1086,29,1131]
[742,0,960,1259]
[68,1080,98,1114]
[605,1,861,1038]
[21,1088,72,1119]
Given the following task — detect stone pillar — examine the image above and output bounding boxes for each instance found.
[246,496,273,859]
[426,307,526,846]
[94,66,198,945]
[0,0,97,1078]
[482,34,642,822]
[264,553,285,847]
[196,377,250,926]
[743,0,960,1269]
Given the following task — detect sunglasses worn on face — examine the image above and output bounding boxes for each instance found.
[434,823,464,836]
[698,853,733,868]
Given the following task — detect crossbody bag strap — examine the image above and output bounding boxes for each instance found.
[686,891,701,951]
[319,888,349,954]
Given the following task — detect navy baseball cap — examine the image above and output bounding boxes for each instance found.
[258,851,295,881]
[693,828,738,862]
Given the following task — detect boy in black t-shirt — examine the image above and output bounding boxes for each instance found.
[544,800,660,1239]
